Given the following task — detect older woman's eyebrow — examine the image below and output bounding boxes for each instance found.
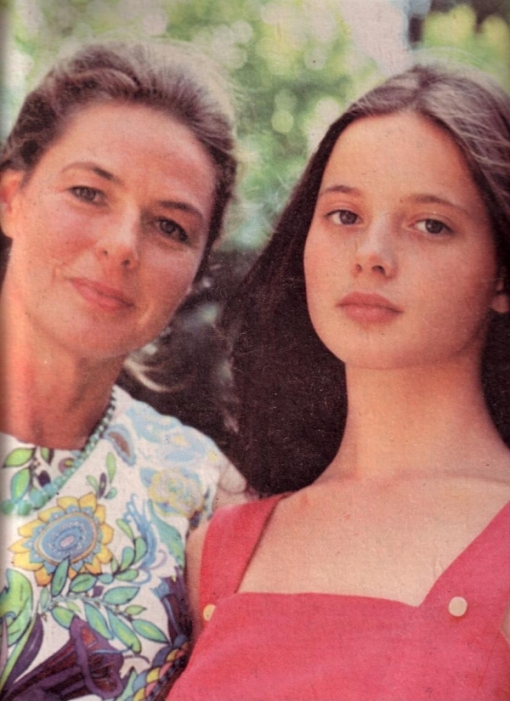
[158,199,205,222]
[62,161,119,183]
[63,161,205,222]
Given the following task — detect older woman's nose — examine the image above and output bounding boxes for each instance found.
[96,214,141,269]
[352,220,397,279]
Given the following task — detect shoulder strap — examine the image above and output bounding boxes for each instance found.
[426,501,510,626]
[199,495,283,613]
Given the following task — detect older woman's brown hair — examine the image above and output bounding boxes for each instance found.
[0,41,237,278]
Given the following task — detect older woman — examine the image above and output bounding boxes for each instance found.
[0,42,241,700]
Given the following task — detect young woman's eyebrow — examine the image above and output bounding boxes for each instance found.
[318,186,472,218]
[407,193,471,217]
[318,183,360,198]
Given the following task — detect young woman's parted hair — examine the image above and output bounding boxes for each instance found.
[226,63,510,496]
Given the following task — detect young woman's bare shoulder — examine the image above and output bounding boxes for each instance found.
[186,522,210,643]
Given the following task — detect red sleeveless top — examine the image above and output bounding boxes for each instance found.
[169,496,510,701]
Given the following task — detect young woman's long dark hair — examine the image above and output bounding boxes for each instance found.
[226,63,510,496]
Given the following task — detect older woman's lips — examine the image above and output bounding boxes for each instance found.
[339,292,401,324]
[71,278,135,312]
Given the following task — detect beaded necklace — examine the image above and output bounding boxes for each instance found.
[1,390,117,517]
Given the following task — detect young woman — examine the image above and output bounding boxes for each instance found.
[168,64,510,701]
[0,42,243,701]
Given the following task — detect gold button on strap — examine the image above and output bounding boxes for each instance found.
[448,596,468,617]
[203,603,216,622]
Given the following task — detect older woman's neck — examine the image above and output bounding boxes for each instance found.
[0,294,122,449]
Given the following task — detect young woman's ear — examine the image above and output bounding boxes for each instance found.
[491,275,509,314]
[0,169,25,240]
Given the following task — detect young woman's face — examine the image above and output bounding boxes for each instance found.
[0,102,216,360]
[304,112,505,371]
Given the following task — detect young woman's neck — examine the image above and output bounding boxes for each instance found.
[328,357,508,483]
[0,295,123,449]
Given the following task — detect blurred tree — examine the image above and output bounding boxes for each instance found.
[161,0,382,252]
[420,2,510,88]
[431,0,509,24]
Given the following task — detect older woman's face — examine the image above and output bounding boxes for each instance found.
[0,102,216,360]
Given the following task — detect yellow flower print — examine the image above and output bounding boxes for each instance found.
[9,493,114,586]
[148,470,204,520]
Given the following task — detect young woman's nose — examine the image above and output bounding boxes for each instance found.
[352,219,397,278]
[95,213,141,270]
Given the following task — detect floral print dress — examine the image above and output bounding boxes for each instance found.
[0,386,226,701]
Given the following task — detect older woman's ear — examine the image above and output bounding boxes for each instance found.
[491,275,509,314]
[0,170,25,239]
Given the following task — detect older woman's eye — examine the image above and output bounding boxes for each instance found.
[70,186,102,203]
[330,209,359,225]
[158,219,189,243]
[416,218,452,235]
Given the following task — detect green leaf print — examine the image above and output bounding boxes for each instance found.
[124,605,145,616]
[39,586,50,612]
[51,559,69,597]
[119,546,135,571]
[4,448,33,468]
[131,618,168,643]
[107,610,141,652]
[0,570,33,646]
[40,448,52,464]
[115,570,138,582]
[115,669,137,701]
[148,500,185,567]
[10,468,31,501]
[157,523,185,568]
[116,518,135,542]
[84,602,112,639]
[133,537,148,563]
[86,475,99,493]
[103,586,139,606]
[106,452,117,482]
[70,573,96,593]
[51,606,74,628]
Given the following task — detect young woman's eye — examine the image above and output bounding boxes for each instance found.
[330,209,359,225]
[158,219,189,243]
[70,186,102,204]
[416,218,452,236]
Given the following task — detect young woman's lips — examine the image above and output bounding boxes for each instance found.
[338,292,402,324]
[71,278,135,312]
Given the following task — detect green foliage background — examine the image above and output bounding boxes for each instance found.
[2,0,510,448]
[4,0,509,251]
